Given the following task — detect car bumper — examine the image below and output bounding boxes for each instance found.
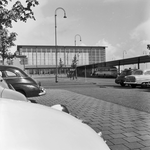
[39,87,46,96]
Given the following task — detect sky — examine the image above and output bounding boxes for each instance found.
[9,0,150,63]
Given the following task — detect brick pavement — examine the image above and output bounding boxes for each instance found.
[29,89,150,150]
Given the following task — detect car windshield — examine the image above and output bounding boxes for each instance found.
[120,70,131,76]
[120,71,126,76]
[132,70,143,75]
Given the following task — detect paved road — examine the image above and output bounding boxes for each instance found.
[35,76,150,113]
[30,76,150,150]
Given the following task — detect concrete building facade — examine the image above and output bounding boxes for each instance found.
[17,45,106,75]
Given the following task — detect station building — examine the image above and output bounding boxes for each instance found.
[17,45,106,75]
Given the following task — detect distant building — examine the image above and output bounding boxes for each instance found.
[17,45,106,75]
[1,55,27,72]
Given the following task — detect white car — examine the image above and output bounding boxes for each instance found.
[124,69,150,88]
[0,75,28,101]
[0,99,110,150]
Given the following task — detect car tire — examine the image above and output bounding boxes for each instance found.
[141,83,147,88]
[131,84,136,88]
[120,82,125,87]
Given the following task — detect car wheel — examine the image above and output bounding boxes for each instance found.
[131,84,136,88]
[120,82,125,87]
[141,83,147,88]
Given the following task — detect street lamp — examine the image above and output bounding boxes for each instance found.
[74,34,82,79]
[55,7,67,83]
[74,34,82,47]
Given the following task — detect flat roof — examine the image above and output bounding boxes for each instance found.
[17,45,107,50]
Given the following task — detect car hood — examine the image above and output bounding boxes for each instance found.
[0,99,110,150]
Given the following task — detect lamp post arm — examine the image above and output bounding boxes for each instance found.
[74,34,82,46]
[55,7,67,17]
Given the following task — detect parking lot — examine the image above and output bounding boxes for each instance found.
[30,76,150,150]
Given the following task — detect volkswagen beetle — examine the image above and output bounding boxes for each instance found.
[0,98,110,150]
[0,65,46,97]
[0,74,28,101]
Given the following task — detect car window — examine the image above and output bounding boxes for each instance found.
[120,71,126,76]
[132,70,143,75]
[5,70,17,77]
[15,69,28,77]
[126,71,132,75]
[144,71,150,75]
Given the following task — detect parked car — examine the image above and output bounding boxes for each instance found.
[124,69,150,88]
[0,65,46,97]
[0,77,28,101]
[0,74,13,89]
[115,68,136,86]
[0,98,110,150]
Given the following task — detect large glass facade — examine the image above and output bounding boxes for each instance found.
[18,45,106,74]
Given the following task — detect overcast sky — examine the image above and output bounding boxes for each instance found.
[10,0,150,62]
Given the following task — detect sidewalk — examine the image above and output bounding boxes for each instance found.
[30,88,150,150]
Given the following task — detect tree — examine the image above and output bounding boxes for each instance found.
[71,54,77,69]
[0,28,17,64]
[71,54,78,79]
[0,0,39,64]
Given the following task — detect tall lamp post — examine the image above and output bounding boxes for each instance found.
[74,34,82,79]
[55,7,67,83]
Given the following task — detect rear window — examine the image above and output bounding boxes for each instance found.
[5,70,17,77]
[7,68,28,77]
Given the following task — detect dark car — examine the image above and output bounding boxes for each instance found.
[0,65,46,97]
[115,69,136,87]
